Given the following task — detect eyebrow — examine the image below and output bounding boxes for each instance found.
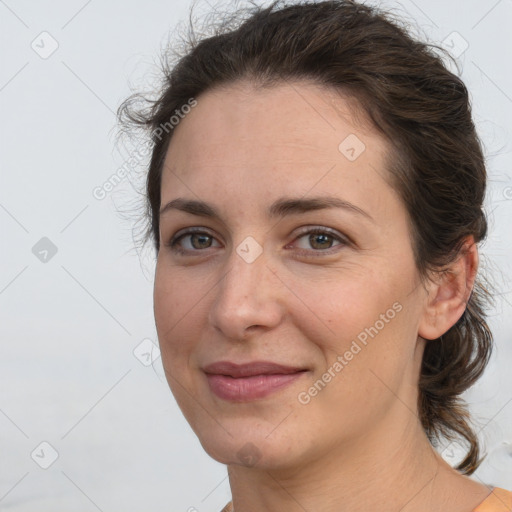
[159,196,374,223]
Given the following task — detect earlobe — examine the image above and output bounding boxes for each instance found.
[418,236,478,341]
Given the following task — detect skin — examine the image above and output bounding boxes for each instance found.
[153,79,491,512]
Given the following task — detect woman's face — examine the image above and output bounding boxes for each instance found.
[154,80,429,469]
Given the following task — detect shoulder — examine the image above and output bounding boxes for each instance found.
[473,487,512,512]
[218,490,512,512]
[220,501,233,512]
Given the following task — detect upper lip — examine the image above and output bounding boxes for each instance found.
[203,361,306,378]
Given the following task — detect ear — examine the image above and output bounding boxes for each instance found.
[418,236,478,341]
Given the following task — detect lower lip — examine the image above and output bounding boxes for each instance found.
[205,372,306,401]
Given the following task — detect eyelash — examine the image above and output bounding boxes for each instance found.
[165,226,349,257]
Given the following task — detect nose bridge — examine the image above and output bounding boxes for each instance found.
[219,240,270,306]
[208,239,283,337]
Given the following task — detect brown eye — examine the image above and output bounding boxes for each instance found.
[167,229,221,254]
[188,233,214,250]
[292,227,347,254]
[308,233,334,250]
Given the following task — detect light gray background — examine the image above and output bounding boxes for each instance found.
[1,0,511,510]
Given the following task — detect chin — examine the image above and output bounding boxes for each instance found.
[197,428,298,469]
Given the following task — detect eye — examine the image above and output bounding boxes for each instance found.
[165,226,349,256]
[289,227,348,255]
[167,228,220,254]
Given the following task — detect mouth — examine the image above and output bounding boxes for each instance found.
[202,361,309,402]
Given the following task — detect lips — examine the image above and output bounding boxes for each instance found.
[203,361,308,401]
[202,361,305,378]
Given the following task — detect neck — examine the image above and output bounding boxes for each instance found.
[226,409,461,512]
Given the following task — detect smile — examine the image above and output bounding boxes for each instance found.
[205,371,308,402]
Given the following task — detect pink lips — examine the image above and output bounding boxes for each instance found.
[203,361,307,402]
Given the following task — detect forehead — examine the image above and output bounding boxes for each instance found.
[160,80,395,212]
[168,80,381,153]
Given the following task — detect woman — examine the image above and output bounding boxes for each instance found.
[118,0,512,510]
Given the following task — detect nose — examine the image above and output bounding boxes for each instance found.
[208,243,286,341]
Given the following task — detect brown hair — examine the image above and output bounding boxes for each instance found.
[118,0,494,474]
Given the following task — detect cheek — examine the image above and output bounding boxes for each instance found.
[288,261,418,397]
[287,264,397,348]
[154,258,198,321]
[153,262,199,359]
[153,267,201,408]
